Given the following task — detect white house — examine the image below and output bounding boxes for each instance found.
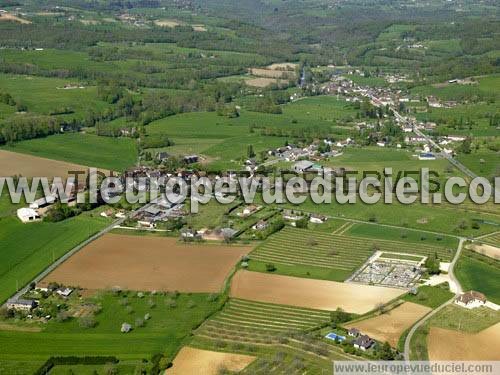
[17,208,40,223]
[455,291,486,309]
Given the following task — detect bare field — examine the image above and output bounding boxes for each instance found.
[0,13,31,24]
[42,234,252,293]
[154,19,182,27]
[0,150,104,178]
[230,271,404,314]
[345,302,431,346]
[267,63,298,70]
[245,78,279,87]
[428,323,500,360]
[250,68,289,78]
[168,347,256,375]
[471,243,500,260]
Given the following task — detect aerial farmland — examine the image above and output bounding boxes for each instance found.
[0,0,499,373]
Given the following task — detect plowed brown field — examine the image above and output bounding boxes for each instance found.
[230,270,404,313]
[42,234,251,292]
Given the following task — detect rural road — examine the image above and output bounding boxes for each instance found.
[4,202,155,306]
[403,237,465,361]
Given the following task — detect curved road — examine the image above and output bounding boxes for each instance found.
[403,237,465,361]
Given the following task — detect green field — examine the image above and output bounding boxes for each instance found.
[251,227,456,277]
[479,231,500,247]
[455,252,500,304]
[0,210,109,304]
[0,73,111,121]
[0,292,220,362]
[346,223,459,249]
[3,133,138,171]
[402,285,454,309]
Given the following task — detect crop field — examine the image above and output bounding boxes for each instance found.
[170,347,256,375]
[0,212,109,304]
[198,298,331,338]
[230,270,404,314]
[251,228,454,277]
[455,252,500,304]
[191,298,355,373]
[3,133,137,172]
[42,234,252,293]
[0,149,100,178]
[345,302,431,347]
[428,323,500,360]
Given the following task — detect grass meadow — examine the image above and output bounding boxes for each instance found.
[455,251,500,304]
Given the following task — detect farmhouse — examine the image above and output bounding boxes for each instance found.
[353,335,375,351]
[293,160,314,173]
[16,208,41,223]
[455,291,486,309]
[252,220,269,231]
[6,298,37,311]
[348,328,360,337]
[29,195,57,209]
[309,214,327,224]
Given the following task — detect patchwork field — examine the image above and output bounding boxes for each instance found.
[428,323,500,360]
[0,149,106,178]
[170,346,256,374]
[345,302,431,347]
[230,270,404,314]
[192,298,355,372]
[42,234,252,293]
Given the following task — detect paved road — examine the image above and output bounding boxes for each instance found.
[403,237,465,361]
[4,202,154,305]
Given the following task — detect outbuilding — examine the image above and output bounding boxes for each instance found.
[16,208,40,223]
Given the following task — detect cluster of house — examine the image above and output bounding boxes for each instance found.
[133,200,186,229]
[180,227,238,241]
[16,182,85,223]
[426,95,458,109]
[282,209,327,224]
[325,328,375,351]
[6,286,74,312]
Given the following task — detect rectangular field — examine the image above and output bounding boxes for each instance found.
[428,323,500,360]
[170,347,256,375]
[250,227,453,275]
[345,302,431,347]
[230,270,404,314]
[0,149,100,178]
[42,234,252,293]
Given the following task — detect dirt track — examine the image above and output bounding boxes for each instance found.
[168,347,256,375]
[345,302,431,346]
[428,322,500,360]
[42,234,251,293]
[230,270,404,314]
